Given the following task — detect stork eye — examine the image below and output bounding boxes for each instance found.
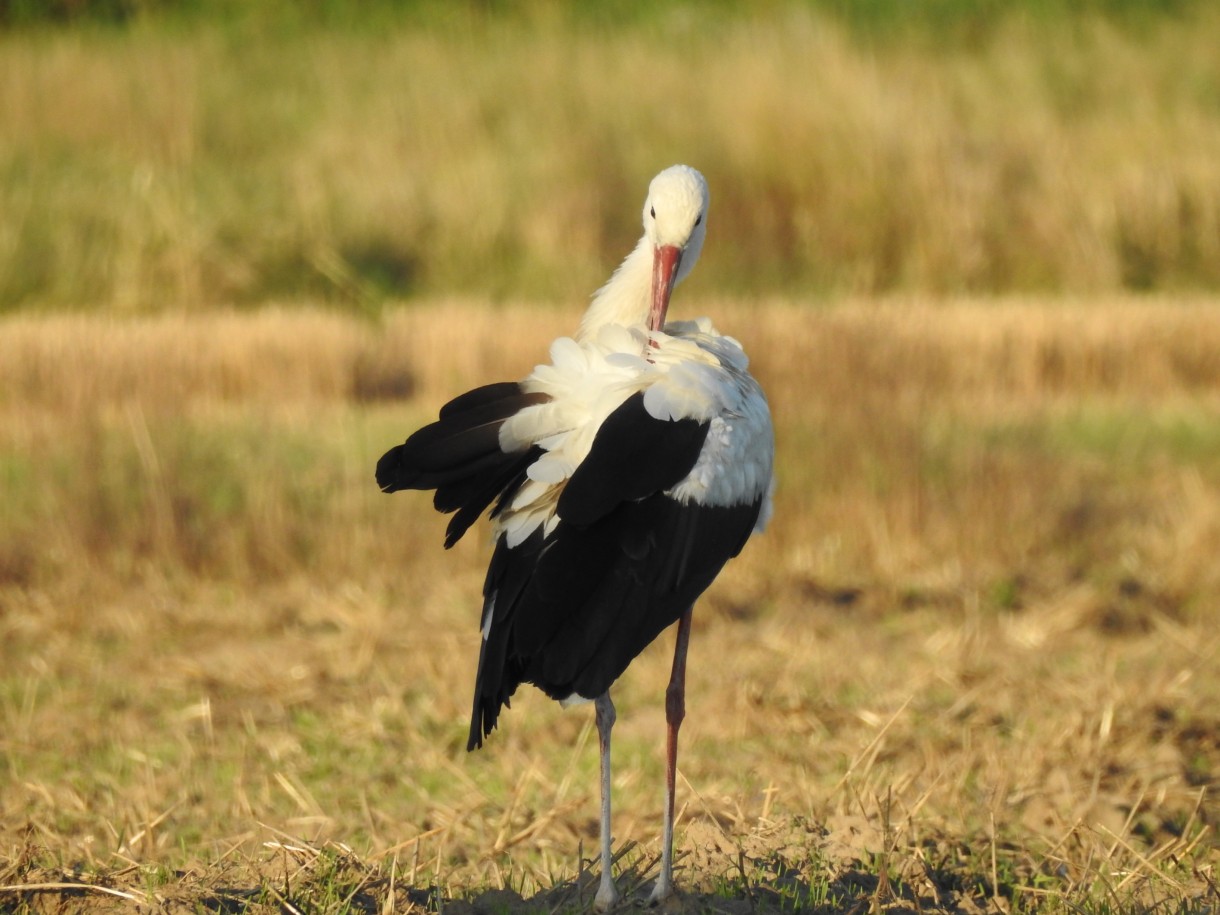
[694,213,702,227]
[650,207,657,219]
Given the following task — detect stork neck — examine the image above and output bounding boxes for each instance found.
[577,237,653,341]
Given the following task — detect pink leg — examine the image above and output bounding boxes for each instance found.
[650,607,693,905]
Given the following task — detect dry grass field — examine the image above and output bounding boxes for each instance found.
[2,3,1220,911]
[1,299,1219,913]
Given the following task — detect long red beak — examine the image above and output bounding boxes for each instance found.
[649,244,683,333]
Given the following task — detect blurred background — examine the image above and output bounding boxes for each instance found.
[2,2,1219,910]
[2,0,1220,313]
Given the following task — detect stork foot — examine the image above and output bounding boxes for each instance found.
[593,877,620,912]
[647,875,674,907]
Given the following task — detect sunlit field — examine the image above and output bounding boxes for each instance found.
[2,300,1219,912]
[2,1,1220,912]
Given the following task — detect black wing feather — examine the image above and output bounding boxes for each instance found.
[439,381,525,419]
[441,446,541,548]
[467,496,763,749]
[558,393,709,526]
[376,383,549,549]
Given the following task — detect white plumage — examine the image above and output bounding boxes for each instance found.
[497,321,773,550]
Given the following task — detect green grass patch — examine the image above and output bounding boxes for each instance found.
[985,406,1220,474]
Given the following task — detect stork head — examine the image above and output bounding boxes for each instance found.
[642,165,709,332]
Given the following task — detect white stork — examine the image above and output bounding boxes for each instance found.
[376,165,774,908]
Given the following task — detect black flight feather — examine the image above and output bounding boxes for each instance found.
[376,383,549,549]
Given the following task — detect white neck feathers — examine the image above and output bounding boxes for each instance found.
[577,236,652,341]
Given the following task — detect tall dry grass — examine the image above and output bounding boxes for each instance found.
[3,297,1220,611]
[2,7,1220,311]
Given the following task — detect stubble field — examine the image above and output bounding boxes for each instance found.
[3,2,1220,911]
[1,299,1218,913]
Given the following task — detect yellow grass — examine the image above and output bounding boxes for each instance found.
[1,298,1218,911]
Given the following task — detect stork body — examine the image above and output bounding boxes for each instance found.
[377,165,773,907]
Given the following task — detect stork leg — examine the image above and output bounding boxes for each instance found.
[593,692,620,911]
[650,606,693,905]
